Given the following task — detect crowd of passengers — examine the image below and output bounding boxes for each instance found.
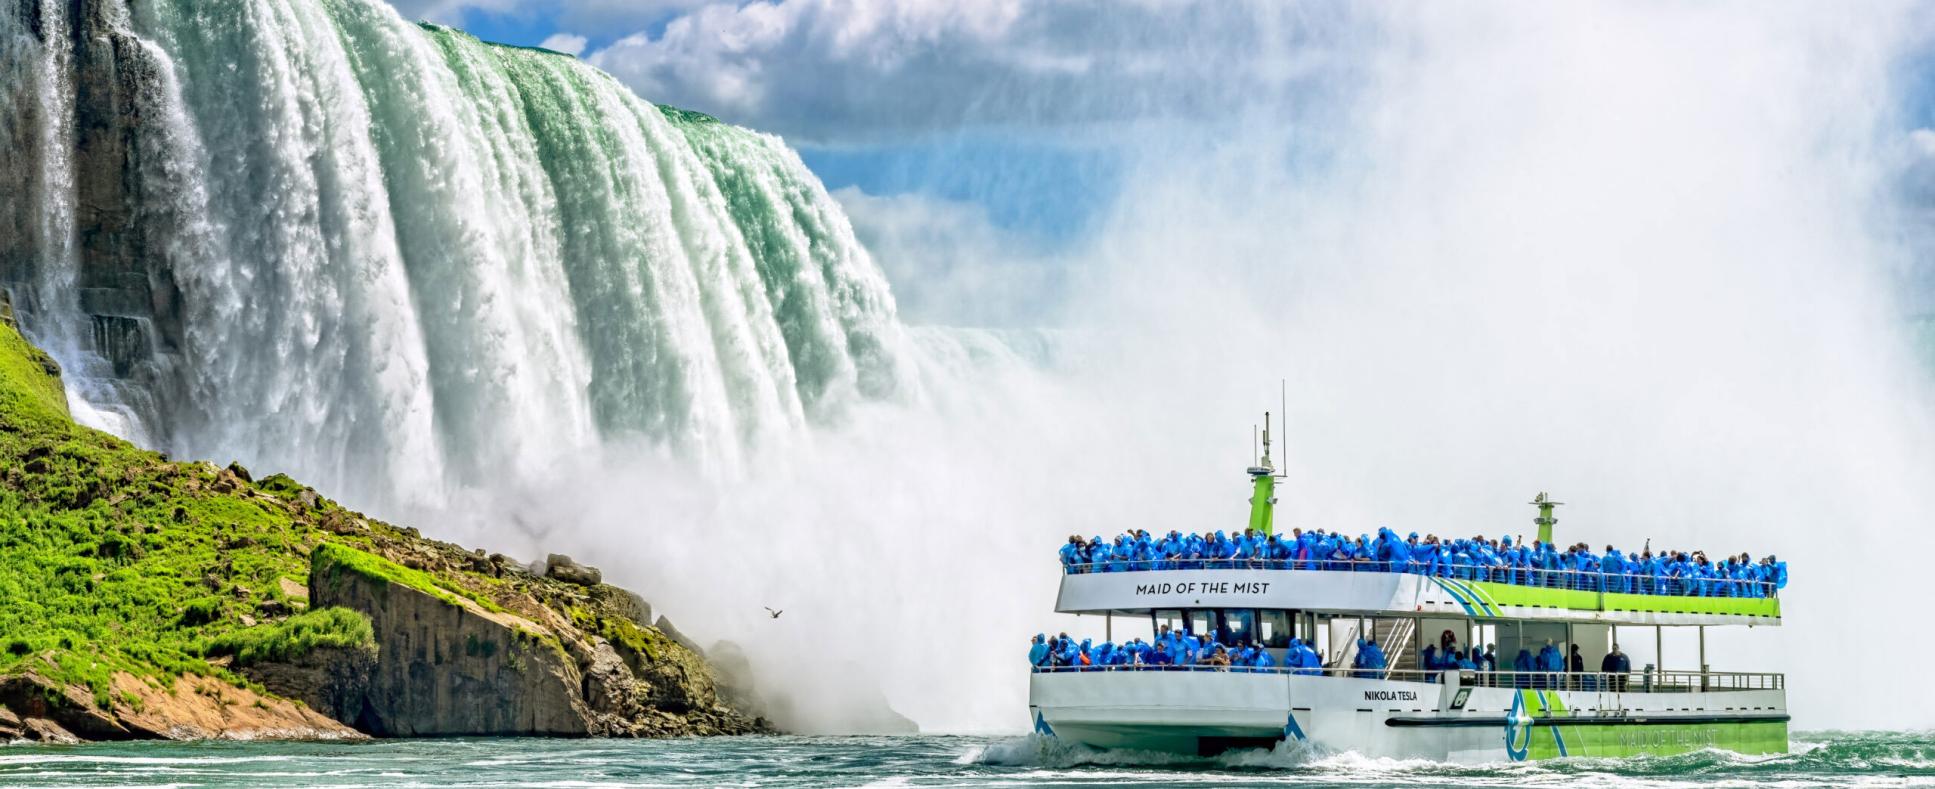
[1028,629,1637,689]
[1058,528,1788,597]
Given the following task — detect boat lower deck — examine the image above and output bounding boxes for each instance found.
[1029,667,1787,761]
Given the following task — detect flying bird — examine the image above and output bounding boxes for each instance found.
[765,607,783,619]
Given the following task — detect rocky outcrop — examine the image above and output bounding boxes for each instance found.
[310,544,593,736]
[307,542,765,738]
[0,660,360,741]
[544,553,601,586]
[234,646,376,726]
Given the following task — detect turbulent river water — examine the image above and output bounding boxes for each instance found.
[2,732,1931,788]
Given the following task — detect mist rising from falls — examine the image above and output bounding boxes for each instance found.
[2,0,911,508]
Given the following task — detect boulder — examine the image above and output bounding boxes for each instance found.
[544,554,601,586]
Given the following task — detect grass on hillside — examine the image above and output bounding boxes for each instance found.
[200,607,374,666]
[0,321,371,706]
[311,541,504,613]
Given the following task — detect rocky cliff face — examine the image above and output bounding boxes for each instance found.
[270,541,764,738]
[309,544,593,736]
[3,0,183,374]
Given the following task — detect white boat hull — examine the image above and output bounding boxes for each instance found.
[1028,670,1788,762]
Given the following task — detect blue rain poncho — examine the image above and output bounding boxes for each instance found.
[1028,634,1049,667]
[1538,644,1563,672]
[1362,640,1387,670]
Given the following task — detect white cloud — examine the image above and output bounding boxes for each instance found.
[538,32,588,55]
[587,0,1356,144]
[555,0,717,31]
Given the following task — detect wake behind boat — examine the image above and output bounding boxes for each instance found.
[1026,414,1789,762]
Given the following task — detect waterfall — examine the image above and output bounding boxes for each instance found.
[0,0,912,508]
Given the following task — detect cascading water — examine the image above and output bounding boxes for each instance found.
[0,0,912,508]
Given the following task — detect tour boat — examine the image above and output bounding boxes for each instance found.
[1027,415,1787,761]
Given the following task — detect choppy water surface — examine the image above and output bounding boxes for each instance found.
[2,731,1930,788]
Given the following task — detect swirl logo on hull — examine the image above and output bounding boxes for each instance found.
[1033,710,1056,737]
[1504,691,1532,761]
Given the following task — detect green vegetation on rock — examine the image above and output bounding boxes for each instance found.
[0,324,322,703]
[201,607,374,665]
[0,321,429,707]
[311,542,504,613]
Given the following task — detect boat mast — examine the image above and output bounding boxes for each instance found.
[1247,411,1283,535]
[1531,491,1563,544]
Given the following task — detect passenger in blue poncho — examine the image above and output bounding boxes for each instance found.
[1536,640,1563,688]
[1028,634,1050,668]
[1282,638,1310,675]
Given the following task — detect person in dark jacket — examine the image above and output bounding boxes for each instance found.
[1568,644,1586,690]
[1600,643,1631,691]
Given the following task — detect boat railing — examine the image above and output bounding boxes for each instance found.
[1031,664,1784,692]
[1060,558,1779,599]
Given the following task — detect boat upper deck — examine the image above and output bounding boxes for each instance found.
[1055,562,1781,625]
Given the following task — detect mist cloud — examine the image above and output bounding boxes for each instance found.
[391,0,1935,733]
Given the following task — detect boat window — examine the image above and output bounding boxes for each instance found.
[1186,609,1216,636]
[1258,610,1291,648]
[1223,610,1255,645]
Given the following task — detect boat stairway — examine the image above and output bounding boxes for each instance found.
[1334,618,1416,672]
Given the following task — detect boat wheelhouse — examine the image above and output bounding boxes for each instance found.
[1027,414,1787,761]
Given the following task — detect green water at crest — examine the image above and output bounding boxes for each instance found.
[1,732,1928,788]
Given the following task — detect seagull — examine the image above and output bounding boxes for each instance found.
[765,607,783,619]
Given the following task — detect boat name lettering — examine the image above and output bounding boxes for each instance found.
[1363,690,1418,701]
[1132,580,1273,595]
[1615,726,1719,749]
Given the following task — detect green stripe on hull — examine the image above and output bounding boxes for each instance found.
[1522,720,1789,759]
[1466,580,1780,619]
